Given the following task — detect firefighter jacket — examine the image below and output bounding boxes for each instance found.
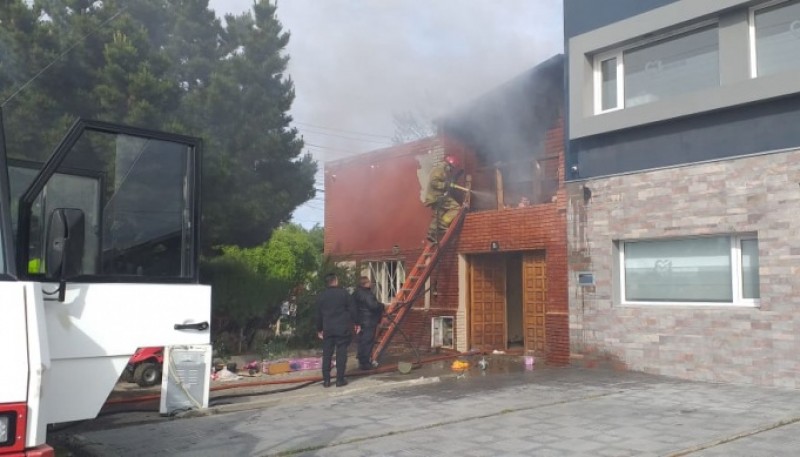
[425,164,460,206]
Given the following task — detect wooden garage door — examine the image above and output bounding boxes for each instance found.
[470,255,506,351]
[523,252,547,354]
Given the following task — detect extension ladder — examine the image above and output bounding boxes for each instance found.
[370,176,471,365]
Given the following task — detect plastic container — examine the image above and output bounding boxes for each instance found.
[524,355,535,366]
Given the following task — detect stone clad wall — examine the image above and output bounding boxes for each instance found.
[567,149,800,387]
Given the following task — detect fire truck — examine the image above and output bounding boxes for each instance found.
[0,114,210,456]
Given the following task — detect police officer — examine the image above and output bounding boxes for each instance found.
[316,273,358,387]
[353,276,385,370]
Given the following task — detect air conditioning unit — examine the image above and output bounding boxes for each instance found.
[431,316,454,349]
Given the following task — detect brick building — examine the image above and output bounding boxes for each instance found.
[324,55,570,363]
[565,0,800,387]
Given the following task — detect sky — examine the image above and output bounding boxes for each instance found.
[207,0,564,228]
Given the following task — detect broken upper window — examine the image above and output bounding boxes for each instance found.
[470,156,559,211]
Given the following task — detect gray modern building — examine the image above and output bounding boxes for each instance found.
[565,0,800,387]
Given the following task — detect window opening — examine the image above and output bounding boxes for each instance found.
[366,260,406,303]
[431,316,454,349]
[594,22,720,113]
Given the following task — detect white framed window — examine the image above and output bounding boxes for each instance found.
[593,21,720,113]
[366,260,406,303]
[594,52,624,113]
[619,235,760,307]
[749,0,800,78]
[431,316,454,349]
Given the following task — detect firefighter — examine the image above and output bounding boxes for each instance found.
[424,154,464,243]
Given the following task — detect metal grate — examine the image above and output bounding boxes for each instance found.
[366,260,406,303]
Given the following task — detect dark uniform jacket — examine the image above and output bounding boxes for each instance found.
[353,286,383,326]
[316,286,357,337]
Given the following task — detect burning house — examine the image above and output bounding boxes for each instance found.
[324,55,569,363]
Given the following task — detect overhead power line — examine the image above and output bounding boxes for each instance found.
[2,6,128,106]
[299,128,392,145]
[294,120,394,140]
[304,143,376,161]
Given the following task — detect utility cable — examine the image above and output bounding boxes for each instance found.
[299,128,393,145]
[294,121,393,140]
[1,6,128,107]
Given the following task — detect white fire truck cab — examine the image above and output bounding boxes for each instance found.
[0,116,210,456]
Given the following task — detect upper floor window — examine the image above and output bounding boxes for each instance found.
[750,0,800,77]
[594,24,720,113]
[619,235,759,307]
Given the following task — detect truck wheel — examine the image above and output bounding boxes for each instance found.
[134,362,162,387]
[120,366,135,383]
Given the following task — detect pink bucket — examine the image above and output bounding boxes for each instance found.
[524,355,535,366]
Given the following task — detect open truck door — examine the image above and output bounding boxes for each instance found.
[0,118,210,454]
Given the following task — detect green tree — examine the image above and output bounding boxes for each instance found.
[190,1,315,251]
[0,0,315,250]
[201,223,323,352]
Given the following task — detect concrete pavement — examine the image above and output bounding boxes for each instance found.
[61,358,800,456]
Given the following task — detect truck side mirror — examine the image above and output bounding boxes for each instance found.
[45,208,85,280]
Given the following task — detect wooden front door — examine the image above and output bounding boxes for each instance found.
[470,255,506,351]
[523,252,547,354]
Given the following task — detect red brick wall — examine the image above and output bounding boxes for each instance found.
[325,122,568,364]
[324,138,439,259]
[417,121,569,363]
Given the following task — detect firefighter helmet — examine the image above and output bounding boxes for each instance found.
[443,155,460,168]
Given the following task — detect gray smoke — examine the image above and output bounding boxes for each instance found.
[207,0,564,225]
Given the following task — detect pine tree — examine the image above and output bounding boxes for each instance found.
[0,0,316,251]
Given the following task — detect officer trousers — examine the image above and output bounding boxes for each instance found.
[357,322,378,367]
[322,334,351,383]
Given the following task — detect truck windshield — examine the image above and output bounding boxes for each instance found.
[16,125,198,281]
[0,124,8,277]
[0,206,5,275]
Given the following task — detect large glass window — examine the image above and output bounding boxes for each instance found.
[621,236,759,305]
[625,26,719,107]
[595,24,720,112]
[752,0,800,77]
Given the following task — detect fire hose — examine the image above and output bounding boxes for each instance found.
[103,351,479,407]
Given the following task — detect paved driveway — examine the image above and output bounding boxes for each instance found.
[67,360,800,456]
